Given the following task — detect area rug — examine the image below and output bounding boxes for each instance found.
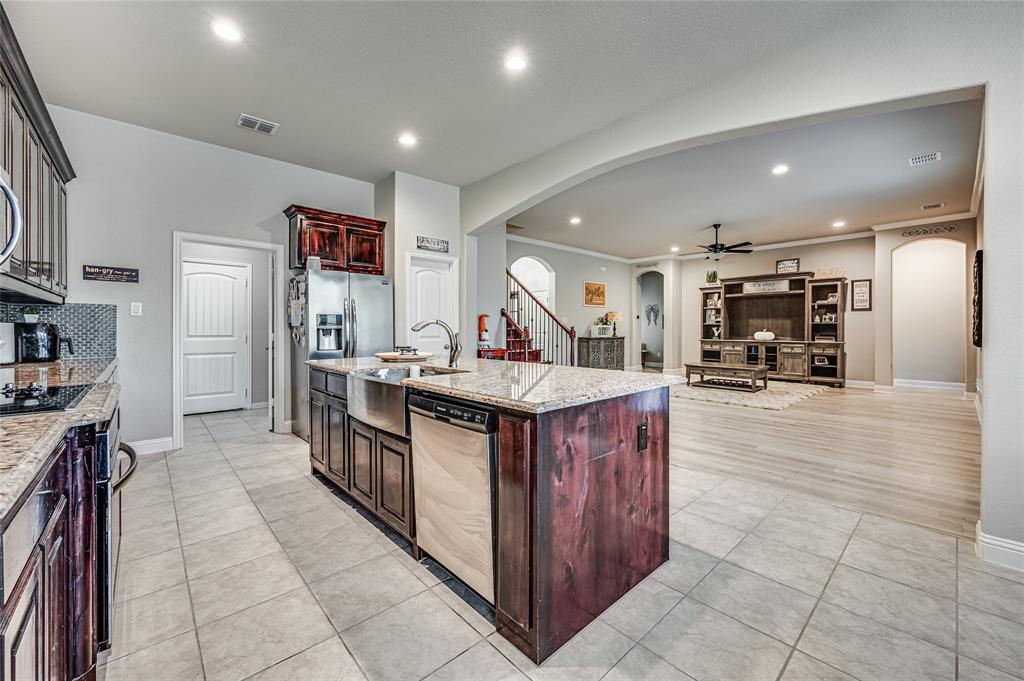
[670,380,829,410]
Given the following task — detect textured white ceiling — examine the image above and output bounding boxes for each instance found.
[6,1,877,186]
[510,99,982,259]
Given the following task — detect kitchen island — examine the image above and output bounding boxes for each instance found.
[306,357,682,663]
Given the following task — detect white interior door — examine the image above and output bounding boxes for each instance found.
[182,259,251,415]
[407,255,455,356]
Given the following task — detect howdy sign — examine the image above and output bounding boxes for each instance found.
[83,265,140,283]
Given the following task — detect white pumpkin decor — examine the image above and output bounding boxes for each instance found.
[753,328,776,341]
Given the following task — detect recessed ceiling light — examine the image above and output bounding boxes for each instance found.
[771,163,789,176]
[569,216,581,225]
[670,246,680,252]
[832,220,846,228]
[397,132,418,147]
[504,52,528,72]
[210,19,242,42]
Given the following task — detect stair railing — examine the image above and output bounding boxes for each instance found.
[505,268,576,365]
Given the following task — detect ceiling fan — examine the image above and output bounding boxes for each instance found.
[697,223,753,259]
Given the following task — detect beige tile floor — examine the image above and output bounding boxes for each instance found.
[102,406,1024,681]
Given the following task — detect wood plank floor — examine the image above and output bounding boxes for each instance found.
[669,386,981,538]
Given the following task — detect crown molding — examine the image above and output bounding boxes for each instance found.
[870,212,975,232]
[506,234,631,263]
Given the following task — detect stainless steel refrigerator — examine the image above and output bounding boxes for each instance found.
[290,270,394,442]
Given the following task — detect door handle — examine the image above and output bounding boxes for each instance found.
[350,299,357,358]
[112,443,139,492]
[0,173,23,265]
[342,298,350,357]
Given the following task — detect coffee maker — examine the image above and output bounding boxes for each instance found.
[14,323,63,362]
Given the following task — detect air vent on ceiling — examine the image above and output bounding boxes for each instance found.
[921,201,946,211]
[236,113,279,135]
[908,151,941,167]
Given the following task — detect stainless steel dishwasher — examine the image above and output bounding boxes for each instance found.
[409,393,498,603]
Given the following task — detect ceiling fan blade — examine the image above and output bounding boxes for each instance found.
[726,241,753,249]
[727,248,753,254]
[696,244,710,250]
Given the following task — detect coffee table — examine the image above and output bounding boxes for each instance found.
[684,362,769,392]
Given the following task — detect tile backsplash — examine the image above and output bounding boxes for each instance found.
[0,303,117,359]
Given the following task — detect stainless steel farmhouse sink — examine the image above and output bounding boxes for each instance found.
[346,365,459,437]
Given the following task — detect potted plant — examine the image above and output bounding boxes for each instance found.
[592,314,613,337]
[22,307,41,323]
[705,270,719,285]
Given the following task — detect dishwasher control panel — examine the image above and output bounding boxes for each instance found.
[408,393,497,433]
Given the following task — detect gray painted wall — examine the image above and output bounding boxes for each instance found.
[506,239,633,362]
[52,105,373,442]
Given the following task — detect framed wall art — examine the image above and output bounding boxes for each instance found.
[850,279,872,311]
[583,281,607,307]
[776,258,800,274]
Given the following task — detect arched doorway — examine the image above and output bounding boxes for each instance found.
[510,255,556,310]
[892,238,968,388]
[637,270,664,372]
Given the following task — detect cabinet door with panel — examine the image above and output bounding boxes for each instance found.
[375,433,412,538]
[1,551,44,681]
[348,419,376,509]
[309,389,327,470]
[41,496,69,681]
[344,227,384,274]
[302,220,345,270]
[325,395,349,489]
[26,130,39,283]
[8,97,28,279]
[38,153,53,291]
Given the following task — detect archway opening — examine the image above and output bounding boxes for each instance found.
[638,270,664,372]
[892,238,968,388]
[510,255,556,311]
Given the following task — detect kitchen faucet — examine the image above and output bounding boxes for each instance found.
[411,319,461,367]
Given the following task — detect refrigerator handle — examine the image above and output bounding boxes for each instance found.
[350,298,357,357]
[342,298,350,357]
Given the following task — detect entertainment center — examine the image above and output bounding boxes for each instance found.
[698,272,847,387]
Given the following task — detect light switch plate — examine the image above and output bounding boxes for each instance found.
[130,302,143,316]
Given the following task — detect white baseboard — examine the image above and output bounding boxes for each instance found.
[974,394,982,424]
[893,378,966,393]
[845,380,875,390]
[129,437,175,455]
[285,419,296,432]
[977,522,1024,573]
[874,384,895,394]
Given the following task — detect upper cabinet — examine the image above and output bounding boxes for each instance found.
[0,5,76,304]
[284,204,386,274]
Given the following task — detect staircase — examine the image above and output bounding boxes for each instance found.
[501,268,576,365]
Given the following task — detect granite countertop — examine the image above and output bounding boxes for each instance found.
[1,357,118,387]
[0,362,120,520]
[307,357,682,413]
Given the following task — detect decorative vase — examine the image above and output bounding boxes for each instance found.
[592,325,612,337]
[753,329,775,341]
[23,314,39,323]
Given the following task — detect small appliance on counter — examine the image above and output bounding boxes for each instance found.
[13,322,73,362]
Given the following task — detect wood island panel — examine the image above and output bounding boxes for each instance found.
[496,387,670,663]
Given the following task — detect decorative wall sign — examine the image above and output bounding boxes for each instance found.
[742,279,790,294]
[972,250,983,347]
[83,265,139,283]
[416,236,449,253]
[776,258,800,274]
[583,281,607,307]
[902,223,958,238]
[645,304,661,326]
[851,279,872,311]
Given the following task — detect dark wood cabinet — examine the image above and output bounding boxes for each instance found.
[1,439,72,681]
[309,390,327,472]
[375,433,412,538]
[325,395,349,489]
[0,7,76,304]
[348,418,376,509]
[284,205,385,274]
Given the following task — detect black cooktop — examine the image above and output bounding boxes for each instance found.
[0,383,91,417]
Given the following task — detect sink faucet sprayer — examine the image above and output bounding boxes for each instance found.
[411,319,461,367]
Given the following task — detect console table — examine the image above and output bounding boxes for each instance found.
[578,336,625,370]
[685,362,769,392]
